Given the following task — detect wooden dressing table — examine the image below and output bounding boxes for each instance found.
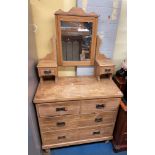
[33,8,123,154]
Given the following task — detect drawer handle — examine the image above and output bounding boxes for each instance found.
[105,69,111,72]
[56,107,66,112]
[96,104,105,109]
[57,122,65,127]
[93,131,100,135]
[44,70,51,75]
[95,117,103,122]
[57,136,66,140]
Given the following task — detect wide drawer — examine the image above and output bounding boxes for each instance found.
[37,101,80,117]
[42,124,114,146]
[39,111,117,132]
[81,98,120,114]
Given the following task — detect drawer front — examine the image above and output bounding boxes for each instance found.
[38,67,57,77]
[79,124,114,140]
[81,99,120,114]
[79,111,117,127]
[39,111,116,132]
[42,124,114,146]
[39,115,79,132]
[37,101,80,117]
[42,128,80,145]
[100,66,114,74]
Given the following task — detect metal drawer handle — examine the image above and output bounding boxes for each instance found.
[57,122,65,127]
[95,117,103,122]
[56,107,66,112]
[93,131,100,135]
[58,136,66,140]
[44,70,51,74]
[96,104,105,109]
[105,69,111,72]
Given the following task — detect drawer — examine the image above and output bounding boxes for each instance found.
[100,66,114,74]
[79,111,117,127]
[39,115,79,132]
[79,124,114,140]
[38,67,57,77]
[37,101,80,117]
[42,128,80,145]
[39,111,116,132]
[42,124,114,146]
[81,98,120,114]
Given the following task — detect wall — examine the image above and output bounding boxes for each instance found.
[30,0,76,76]
[112,0,127,71]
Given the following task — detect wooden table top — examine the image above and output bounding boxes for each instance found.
[34,76,123,103]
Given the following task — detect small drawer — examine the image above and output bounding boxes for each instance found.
[79,111,117,127]
[42,128,80,145]
[79,124,114,140]
[81,98,120,114]
[39,115,79,132]
[38,67,57,77]
[100,66,114,74]
[37,101,80,117]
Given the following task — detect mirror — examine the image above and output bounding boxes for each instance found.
[61,21,93,61]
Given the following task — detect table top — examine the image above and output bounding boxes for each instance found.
[34,76,123,103]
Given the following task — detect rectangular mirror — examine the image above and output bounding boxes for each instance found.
[61,21,92,61]
[55,8,98,66]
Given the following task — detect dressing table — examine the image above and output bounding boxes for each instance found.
[33,8,123,154]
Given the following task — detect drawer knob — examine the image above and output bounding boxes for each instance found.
[56,107,66,112]
[96,104,105,109]
[95,117,103,122]
[57,122,66,127]
[93,131,100,135]
[58,136,66,140]
[105,69,111,72]
[44,70,51,75]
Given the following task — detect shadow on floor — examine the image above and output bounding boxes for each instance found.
[51,141,127,155]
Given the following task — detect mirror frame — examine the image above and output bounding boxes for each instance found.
[55,8,98,66]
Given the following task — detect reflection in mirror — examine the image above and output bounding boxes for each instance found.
[61,21,92,61]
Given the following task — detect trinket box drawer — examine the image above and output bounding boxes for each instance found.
[38,67,57,77]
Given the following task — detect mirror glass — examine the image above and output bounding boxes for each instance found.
[61,21,92,61]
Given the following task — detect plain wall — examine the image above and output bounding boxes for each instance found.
[112,0,127,71]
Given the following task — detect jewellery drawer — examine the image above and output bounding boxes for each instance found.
[38,67,57,77]
[79,124,114,140]
[99,66,114,74]
[37,101,80,117]
[81,98,120,114]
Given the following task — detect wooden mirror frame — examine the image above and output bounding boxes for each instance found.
[55,7,98,66]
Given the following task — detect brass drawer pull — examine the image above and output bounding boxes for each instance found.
[105,69,111,72]
[93,131,100,135]
[44,70,51,75]
[56,107,66,112]
[58,136,66,140]
[95,117,103,122]
[57,122,66,127]
[96,104,105,109]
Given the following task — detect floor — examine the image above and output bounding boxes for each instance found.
[51,141,127,155]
